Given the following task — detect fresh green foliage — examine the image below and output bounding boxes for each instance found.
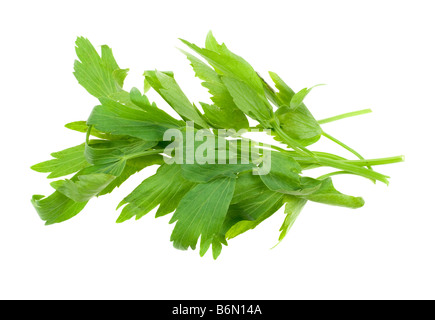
[117,164,195,222]
[31,192,88,225]
[225,173,286,240]
[278,197,307,242]
[170,176,236,257]
[51,173,115,202]
[181,49,249,130]
[31,32,403,259]
[31,144,89,179]
[73,37,128,99]
[87,97,180,141]
[144,70,209,128]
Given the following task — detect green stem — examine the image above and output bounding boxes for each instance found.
[266,147,390,183]
[316,157,390,184]
[86,125,92,144]
[285,150,348,161]
[322,131,367,161]
[344,155,405,166]
[317,171,352,180]
[321,131,374,176]
[317,108,372,124]
[316,155,404,180]
[292,154,404,167]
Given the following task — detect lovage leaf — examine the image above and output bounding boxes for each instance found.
[74,37,128,99]
[51,173,115,202]
[289,84,325,110]
[65,121,125,140]
[31,192,88,225]
[180,32,265,95]
[144,70,209,128]
[268,71,295,106]
[181,49,249,130]
[278,196,307,242]
[210,172,285,241]
[259,152,303,194]
[99,154,164,196]
[221,76,273,126]
[177,133,255,183]
[87,98,181,141]
[268,73,322,147]
[117,164,195,222]
[302,177,365,208]
[275,106,322,146]
[170,176,236,257]
[31,144,89,179]
[85,139,157,165]
[225,173,285,240]
[128,88,184,126]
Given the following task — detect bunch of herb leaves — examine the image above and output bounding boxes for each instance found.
[31,33,403,259]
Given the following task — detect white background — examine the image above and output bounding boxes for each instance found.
[0,0,434,300]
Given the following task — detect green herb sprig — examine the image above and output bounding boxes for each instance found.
[31,32,403,259]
